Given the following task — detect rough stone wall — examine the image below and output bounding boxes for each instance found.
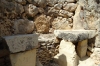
[0,0,100,66]
[0,0,78,37]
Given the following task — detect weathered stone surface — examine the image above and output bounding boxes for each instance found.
[34,15,50,33]
[15,0,26,5]
[2,34,38,53]
[54,30,96,42]
[81,0,99,30]
[0,19,13,36]
[10,49,36,66]
[38,34,55,43]
[95,36,100,48]
[73,5,89,30]
[91,48,100,65]
[0,0,24,19]
[34,0,47,7]
[54,3,63,10]
[47,0,58,6]
[59,10,74,18]
[58,0,66,4]
[66,0,76,3]
[13,19,34,34]
[63,3,77,12]
[54,40,78,66]
[77,40,88,58]
[25,4,38,17]
[52,17,72,30]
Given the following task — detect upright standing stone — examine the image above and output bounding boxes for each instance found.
[2,34,38,66]
[10,49,36,66]
[77,40,88,58]
[54,40,78,66]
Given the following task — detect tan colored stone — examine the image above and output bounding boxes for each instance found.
[73,5,89,30]
[66,0,76,3]
[91,48,100,65]
[13,19,34,34]
[77,40,88,58]
[10,49,36,66]
[54,40,78,66]
[34,15,50,33]
[63,3,77,12]
[52,17,72,30]
[25,4,38,17]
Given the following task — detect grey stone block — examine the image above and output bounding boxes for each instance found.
[2,34,38,53]
[54,30,96,42]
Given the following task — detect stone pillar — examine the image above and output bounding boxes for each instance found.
[2,34,38,66]
[10,49,36,66]
[77,40,88,58]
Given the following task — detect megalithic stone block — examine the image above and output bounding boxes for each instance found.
[77,40,88,58]
[2,34,38,53]
[10,49,36,66]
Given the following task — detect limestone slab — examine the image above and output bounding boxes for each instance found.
[54,30,96,42]
[10,49,36,66]
[3,34,38,53]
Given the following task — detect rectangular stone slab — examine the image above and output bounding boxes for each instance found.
[54,30,96,42]
[10,49,36,66]
[3,34,38,53]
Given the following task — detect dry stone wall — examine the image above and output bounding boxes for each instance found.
[0,0,100,66]
[0,0,78,36]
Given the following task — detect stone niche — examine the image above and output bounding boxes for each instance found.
[0,34,38,66]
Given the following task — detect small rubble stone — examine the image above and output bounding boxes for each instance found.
[25,4,38,17]
[13,19,34,34]
[34,15,50,33]
[52,17,72,30]
[63,3,77,12]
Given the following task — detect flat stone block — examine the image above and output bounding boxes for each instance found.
[77,40,88,58]
[10,49,36,66]
[54,30,96,42]
[3,34,38,53]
